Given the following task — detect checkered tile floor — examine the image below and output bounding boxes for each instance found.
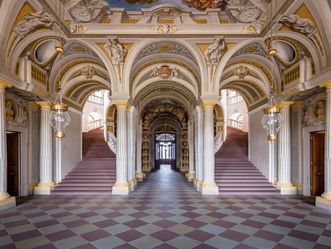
[1,165,331,249]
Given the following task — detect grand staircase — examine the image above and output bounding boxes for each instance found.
[52,128,116,196]
[215,127,279,195]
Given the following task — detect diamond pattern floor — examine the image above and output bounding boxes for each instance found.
[1,165,331,249]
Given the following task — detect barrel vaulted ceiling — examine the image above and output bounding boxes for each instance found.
[0,0,330,110]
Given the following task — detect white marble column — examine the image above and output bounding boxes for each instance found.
[112,102,129,195]
[201,101,218,195]
[194,106,204,191]
[268,141,276,184]
[34,102,54,195]
[55,138,62,184]
[127,105,137,191]
[135,120,144,181]
[316,82,331,210]
[187,118,195,181]
[0,81,15,210]
[277,101,297,195]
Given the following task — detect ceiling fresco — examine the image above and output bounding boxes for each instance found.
[106,0,228,11]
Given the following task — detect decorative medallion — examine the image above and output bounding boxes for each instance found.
[155,24,179,34]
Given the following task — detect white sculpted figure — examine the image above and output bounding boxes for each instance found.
[279,14,316,36]
[13,10,54,38]
[204,37,226,65]
[105,38,127,65]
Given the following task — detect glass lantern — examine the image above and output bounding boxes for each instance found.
[261,97,281,142]
[49,102,71,139]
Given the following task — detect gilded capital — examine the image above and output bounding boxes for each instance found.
[279,101,295,109]
[35,101,51,110]
[114,101,128,108]
[320,81,331,89]
[0,80,12,91]
[202,100,217,109]
[291,101,303,108]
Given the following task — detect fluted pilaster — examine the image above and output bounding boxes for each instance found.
[112,102,129,195]
[277,101,297,195]
[316,82,331,210]
[201,101,218,195]
[34,102,54,195]
[0,81,15,210]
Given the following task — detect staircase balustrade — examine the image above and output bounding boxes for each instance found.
[107,131,117,154]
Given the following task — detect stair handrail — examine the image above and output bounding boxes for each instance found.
[107,131,117,154]
[214,131,224,154]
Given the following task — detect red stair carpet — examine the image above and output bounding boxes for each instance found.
[215,127,279,195]
[52,128,116,195]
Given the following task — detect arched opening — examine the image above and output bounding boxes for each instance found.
[155,133,176,170]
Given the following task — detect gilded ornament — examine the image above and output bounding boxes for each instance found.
[5,100,16,121]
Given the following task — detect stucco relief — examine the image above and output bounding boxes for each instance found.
[150,65,184,80]
[279,14,316,36]
[302,94,326,127]
[204,37,226,65]
[5,95,29,126]
[13,10,54,39]
[69,0,107,23]
[135,41,196,63]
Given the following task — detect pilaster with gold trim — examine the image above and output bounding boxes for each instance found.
[277,101,297,195]
[0,81,16,210]
[316,82,331,210]
[34,102,54,195]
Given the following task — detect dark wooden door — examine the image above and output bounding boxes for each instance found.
[7,132,19,196]
[310,132,325,196]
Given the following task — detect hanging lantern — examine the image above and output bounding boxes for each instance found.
[49,91,71,139]
[261,96,281,142]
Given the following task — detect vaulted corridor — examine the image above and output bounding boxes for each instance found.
[1,166,331,249]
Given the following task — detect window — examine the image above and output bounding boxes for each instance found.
[155,133,176,160]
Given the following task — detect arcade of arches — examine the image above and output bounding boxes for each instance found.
[1,0,331,247]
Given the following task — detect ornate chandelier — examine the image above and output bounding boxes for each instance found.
[261,95,281,141]
[49,89,71,139]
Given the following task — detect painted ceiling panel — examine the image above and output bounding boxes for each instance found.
[106,0,227,11]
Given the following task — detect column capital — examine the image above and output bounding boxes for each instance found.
[0,80,12,91]
[114,101,128,108]
[202,100,217,108]
[200,95,218,108]
[320,81,331,89]
[291,101,303,108]
[35,101,51,110]
[279,101,295,109]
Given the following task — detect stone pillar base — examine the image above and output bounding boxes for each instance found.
[201,182,219,195]
[112,182,130,195]
[128,180,135,192]
[0,193,16,211]
[34,182,55,195]
[277,183,297,195]
[136,171,144,182]
[180,168,189,174]
[195,180,202,192]
[186,172,195,182]
[316,193,331,210]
